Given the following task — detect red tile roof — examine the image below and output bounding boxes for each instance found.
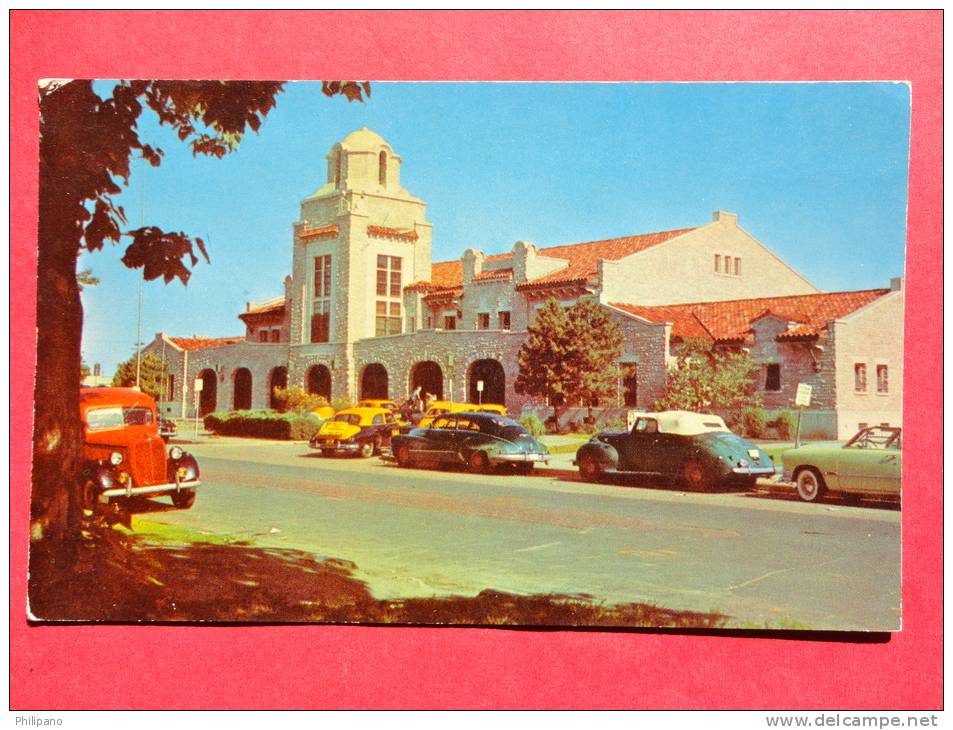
[238,298,286,322]
[610,289,891,341]
[474,268,513,282]
[368,225,419,242]
[169,336,245,351]
[298,224,339,240]
[407,227,695,292]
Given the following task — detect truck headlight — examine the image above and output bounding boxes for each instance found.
[109,451,123,466]
[169,446,183,460]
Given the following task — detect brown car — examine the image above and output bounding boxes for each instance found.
[80,387,201,510]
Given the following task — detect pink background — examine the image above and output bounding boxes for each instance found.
[10,11,942,709]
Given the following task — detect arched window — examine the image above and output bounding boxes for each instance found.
[378,150,387,187]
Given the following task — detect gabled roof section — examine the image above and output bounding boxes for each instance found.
[239,297,286,322]
[407,227,696,293]
[610,289,891,342]
[168,336,245,351]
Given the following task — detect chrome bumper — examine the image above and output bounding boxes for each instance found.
[493,452,549,464]
[99,480,201,501]
[731,465,779,476]
[312,441,361,452]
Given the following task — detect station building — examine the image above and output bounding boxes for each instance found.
[145,128,903,439]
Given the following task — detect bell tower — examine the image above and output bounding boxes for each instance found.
[289,128,433,352]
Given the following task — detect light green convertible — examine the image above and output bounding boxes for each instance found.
[782,426,901,502]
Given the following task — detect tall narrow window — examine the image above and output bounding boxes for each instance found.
[876,364,888,393]
[714,254,721,273]
[734,257,742,276]
[765,363,781,392]
[375,256,402,337]
[498,311,511,330]
[259,330,268,343]
[854,363,868,393]
[379,150,387,187]
[311,254,332,343]
[477,313,490,330]
[167,375,175,401]
[271,329,280,343]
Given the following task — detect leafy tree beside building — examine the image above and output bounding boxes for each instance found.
[111,352,171,402]
[654,339,762,426]
[515,298,624,425]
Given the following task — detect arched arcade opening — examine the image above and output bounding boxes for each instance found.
[468,359,506,406]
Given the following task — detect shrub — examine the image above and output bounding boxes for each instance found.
[272,386,329,414]
[774,410,798,440]
[518,414,545,437]
[203,410,323,440]
[602,417,628,431]
[740,406,768,439]
[331,396,354,412]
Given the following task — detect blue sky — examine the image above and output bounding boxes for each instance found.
[79,82,910,375]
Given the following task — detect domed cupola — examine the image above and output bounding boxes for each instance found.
[326,127,401,192]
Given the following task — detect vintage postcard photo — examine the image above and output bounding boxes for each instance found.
[29,80,907,631]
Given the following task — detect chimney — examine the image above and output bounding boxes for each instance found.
[890,276,904,291]
[713,210,738,226]
[462,249,485,284]
[511,240,537,283]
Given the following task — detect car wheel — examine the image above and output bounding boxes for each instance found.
[680,459,710,491]
[514,463,534,475]
[577,454,603,482]
[372,435,383,455]
[320,448,334,457]
[467,450,490,474]
[739,476,758,492]
[795,468,827,503]
[81,479,98,515]
[395,445,413,468]
[359,441,375,458]
[171,488,196,509]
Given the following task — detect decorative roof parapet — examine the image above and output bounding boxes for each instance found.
[368,225,419,242]
[298,223,340,240]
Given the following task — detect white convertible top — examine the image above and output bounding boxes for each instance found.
[635,410,730,436]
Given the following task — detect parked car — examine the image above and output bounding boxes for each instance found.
[412,401,507,428]
[80,387,201,511]
[390,411,549,473]
[782,425,902,502]
[309,407,402,457]
[574,410,777,490]
[358,399,401,412]
[158,417,177,442]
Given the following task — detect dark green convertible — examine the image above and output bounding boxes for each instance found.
[389,412,549,473]
[574,410,777,490]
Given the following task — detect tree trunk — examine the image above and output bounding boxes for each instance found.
[31,177,84,551]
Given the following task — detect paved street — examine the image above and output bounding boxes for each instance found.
[135,434,901,631]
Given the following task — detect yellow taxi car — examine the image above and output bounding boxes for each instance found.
[357,399,401,412]
[309,407,402,457]
[417,401,507,428]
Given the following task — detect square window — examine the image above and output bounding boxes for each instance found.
[259,330,268,343]
[478,312,490,330]
[444,315,456,330]
[498,311,511,330]
[377,255,388,268]
[271,330,280,343]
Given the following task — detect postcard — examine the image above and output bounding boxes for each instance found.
[28,79,907,632]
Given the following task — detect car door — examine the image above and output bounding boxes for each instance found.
[621,417,660,472]
[836,443,901,494]
[423,416,458,462]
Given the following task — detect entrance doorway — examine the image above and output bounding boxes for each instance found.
[360,364,389,400]
[233,368,252,410]
[467,359,505,406]
[410,360,444,401]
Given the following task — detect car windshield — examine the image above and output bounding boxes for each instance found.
[333,413,361,425]
[846,427,901,449]
[86,406,154,430]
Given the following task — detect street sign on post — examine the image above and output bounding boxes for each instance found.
[795,383,812,407]
[477,380,484,404]
[193,378,203,437]
[794,382,813,448]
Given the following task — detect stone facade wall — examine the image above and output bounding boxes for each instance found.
[749,316,837,411]
[460,279,515,331]
[608,308,672,409]
[599,214,819,306]
[832,288,904,438]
